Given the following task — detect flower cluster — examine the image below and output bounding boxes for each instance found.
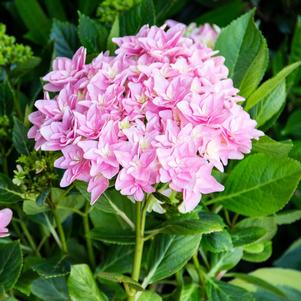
[28,22,262,212]
[0,208,12,238]
[0,24,33,66]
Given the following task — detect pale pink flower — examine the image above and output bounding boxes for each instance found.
[0,208,13,237]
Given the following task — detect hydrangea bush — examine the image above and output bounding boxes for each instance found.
[1,1,301,301]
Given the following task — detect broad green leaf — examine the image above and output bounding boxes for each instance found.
[212,154,301,216]
[90,228,135,245]
[235,217,277,243]
[202,230,233,253]
[282,109,301,138]
[274,238,301,270]
[250,81,286,127]
[252,136,293,158]
[287,16,301,89]
[206,279,255,301]
[50,20,79,58]
[15,0,51,44]
[44,0,66,20]
[143,234,201,286]
[158,212,224,235]
[0,241,23,290]
[32,257,71,278]
[243,241,272,263]
[154,0,188,24]
[97,272,143,291]
[179,283,201,301]
[0,173,23,204]
[78,13,108,53]
[246,62,301,110]
[275,210,301,225]
[231,227,267,247]
[244,243,265,254]
[9,56,41,78]
[32,277,69,301]
[229,273,287,300]
[215,10,268,98]
[15,269,37,296]
[13,116,33,155]
[138,291,162,301]
[195,0,244,27]
[68,264,107,301]
[23,200,49,215]
[107,17,119,54]
[289,141,301,161]
[232,268,301,298]
[119,0,156,36]
[98,245,134,273]
[209,248,243,277]
[0,82,13,116]
[78,0,100,15]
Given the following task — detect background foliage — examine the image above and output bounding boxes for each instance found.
[1,0,301,300]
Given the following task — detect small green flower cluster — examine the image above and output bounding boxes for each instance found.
[97,0,139,23]
[0,115,10,140]
[13,151,59,199]
[0,23,33,66]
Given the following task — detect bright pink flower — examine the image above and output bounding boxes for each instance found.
[29,23,262,212]
[43,47,87,92]
[0,208,13,237]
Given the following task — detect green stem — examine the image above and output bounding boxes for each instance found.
[16,208,40,256]
[52,208,68,253]
[128,200,148,301]
[83,203,96,269]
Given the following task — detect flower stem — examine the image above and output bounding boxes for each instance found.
[52,208,68,253]
[128,199,148,301]
[83,203,96,269]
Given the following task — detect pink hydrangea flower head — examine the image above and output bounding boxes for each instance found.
[28,22,263,212]
[0,208,13,237]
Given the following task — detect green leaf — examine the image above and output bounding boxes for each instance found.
[283,109,301,138]
[229,273,288,300]
[0,173,23,204]
[274,238,301,270]
[246,62,301,110]
[252,136,293,158]
[153,0,188,24]
[44,0,67,20]
[179,283,201,301]
[143,234,201,286]
[209,248,243,276]
[107,17,119,54]
[68,264,107,301]
[32,257,71,279]
[243,241,272,263]
[287,16,301,89]
[23,200,49,215]
[78,13,108,53]
[50,20,79,58]
[275,210,301,225]
[202,230,233,253]
[32,277,69,301]
[119,0,156,36]
[13,116,33,155]
[15,0,51,44]
[96,272,143,291]
[78,0,100,15]
[211,154,301,217]
[250,81,286,127]
[195,0,245,27]
[9,57,41,78]
[0,82,14,116]
[206,279,255,301]
[98,245,134,274]
[231,227,267,247]
[235,217,277,243]
[215,10,268,98]
[158,212,225,235]
[232,268,301,298]
[0,241,23,290]
[90,228,135,245]
[138,291,162,301]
